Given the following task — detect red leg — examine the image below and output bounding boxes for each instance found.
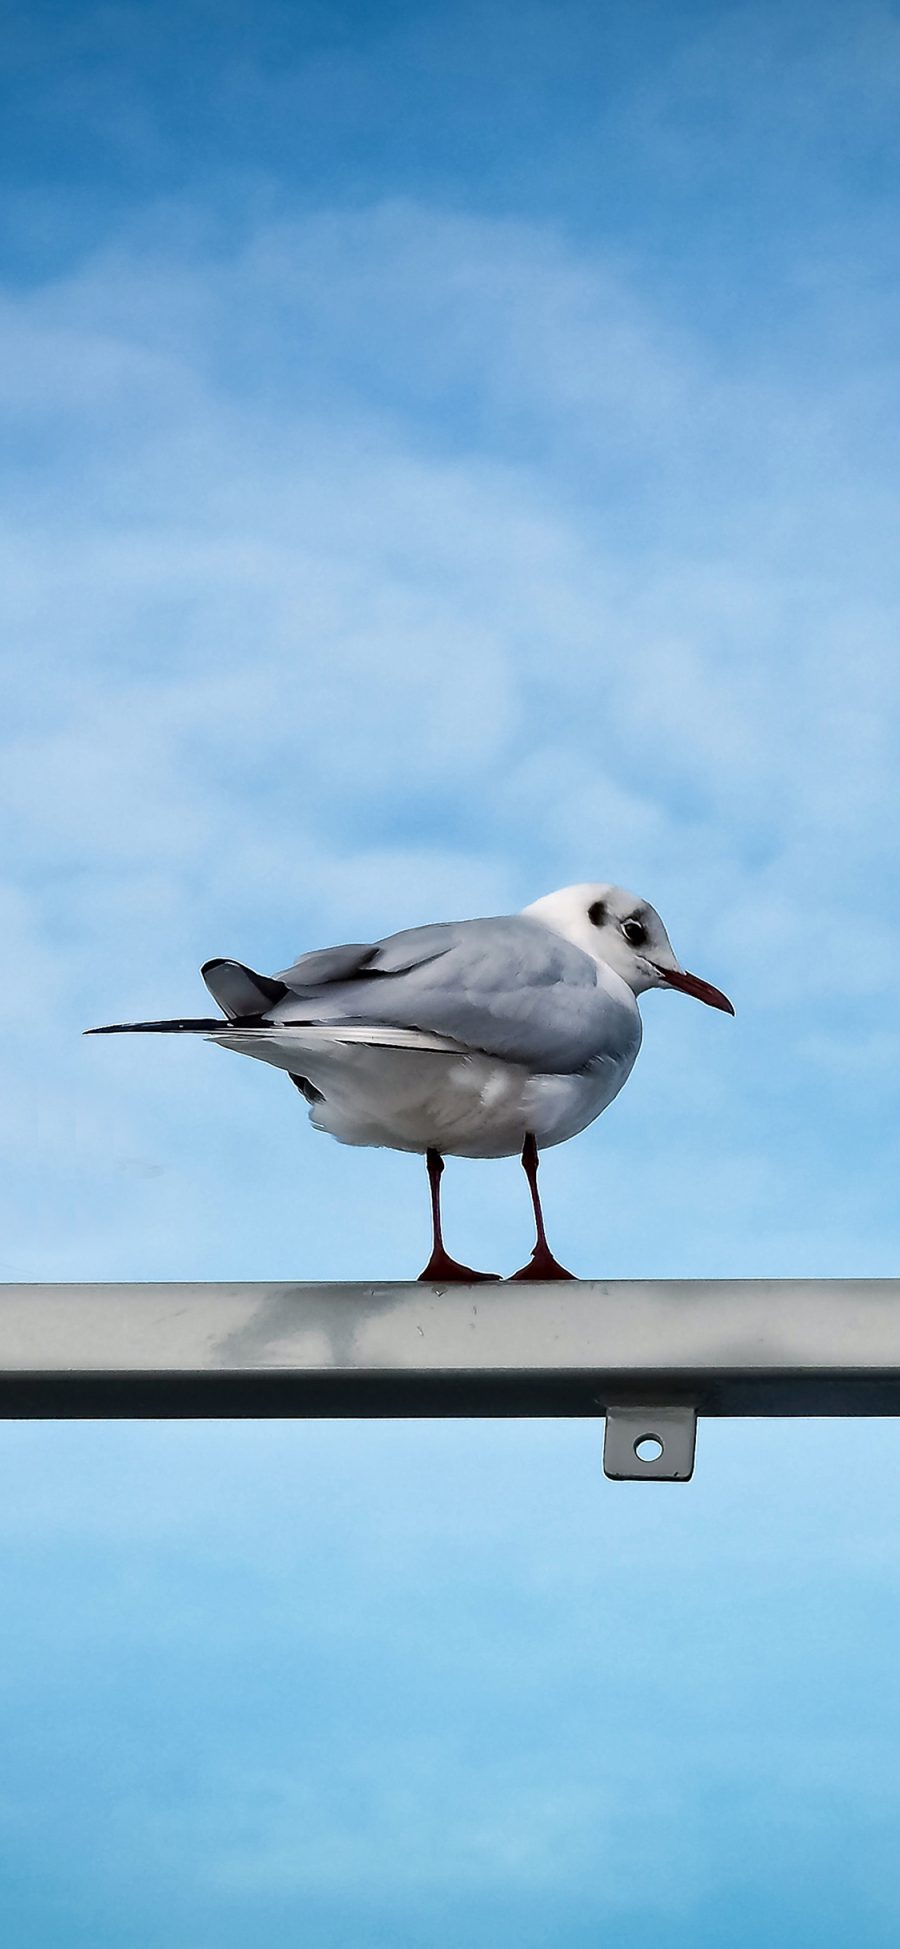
[417,1149,500,1283]
[509,1133,576,1281]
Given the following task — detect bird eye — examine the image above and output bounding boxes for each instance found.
[621,918,646,947]
[587,900,606,927]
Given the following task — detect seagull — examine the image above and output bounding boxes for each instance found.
[87,883,733,1282]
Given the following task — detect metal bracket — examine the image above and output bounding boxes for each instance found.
[603,1406,697,1482]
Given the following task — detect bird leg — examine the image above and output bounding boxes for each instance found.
[417,1149,500,1283]
[509,1132,576,1281]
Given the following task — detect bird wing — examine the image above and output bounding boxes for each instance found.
[259,915,640,1075]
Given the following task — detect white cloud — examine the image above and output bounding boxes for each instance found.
[1,194,898,1276]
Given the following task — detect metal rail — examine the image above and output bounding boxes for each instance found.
[2,1279,900,1479]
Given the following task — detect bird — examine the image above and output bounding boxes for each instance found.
[87,882,734,1282]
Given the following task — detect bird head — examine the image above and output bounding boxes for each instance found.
[522,883,734,1014]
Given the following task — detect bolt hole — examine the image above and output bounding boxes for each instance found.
[634,1435,664,1463]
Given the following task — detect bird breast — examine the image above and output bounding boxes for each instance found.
[297,1041,637,1159]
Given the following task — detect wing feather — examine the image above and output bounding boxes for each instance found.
[262,916,638,1074]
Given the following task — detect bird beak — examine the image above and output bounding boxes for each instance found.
[657,966,735,1015]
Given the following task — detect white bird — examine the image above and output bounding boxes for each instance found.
[88,883,733,1282]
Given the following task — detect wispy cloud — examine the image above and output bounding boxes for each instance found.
[0,0,898,1297]
[1,184,899,1279]
[4,9,900,1947]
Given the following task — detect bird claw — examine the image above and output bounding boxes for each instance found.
[417,1251,501,1284]
[509,1246,576,1282]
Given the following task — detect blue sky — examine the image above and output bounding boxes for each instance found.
[2,0,900,1940]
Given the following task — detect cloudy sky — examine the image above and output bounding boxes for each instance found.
[2,0,900,1941]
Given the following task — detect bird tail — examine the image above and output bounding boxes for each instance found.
[86,958,289,1037]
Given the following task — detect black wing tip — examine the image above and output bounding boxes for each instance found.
[84,1019,224,1035]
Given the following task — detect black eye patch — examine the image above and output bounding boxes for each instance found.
[588,900,606,926]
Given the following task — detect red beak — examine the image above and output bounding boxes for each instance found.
[657,966,735,1015]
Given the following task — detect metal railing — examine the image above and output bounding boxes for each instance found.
[3,1278,899,1479]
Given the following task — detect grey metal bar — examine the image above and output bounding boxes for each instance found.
[1,1279,900,1421]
